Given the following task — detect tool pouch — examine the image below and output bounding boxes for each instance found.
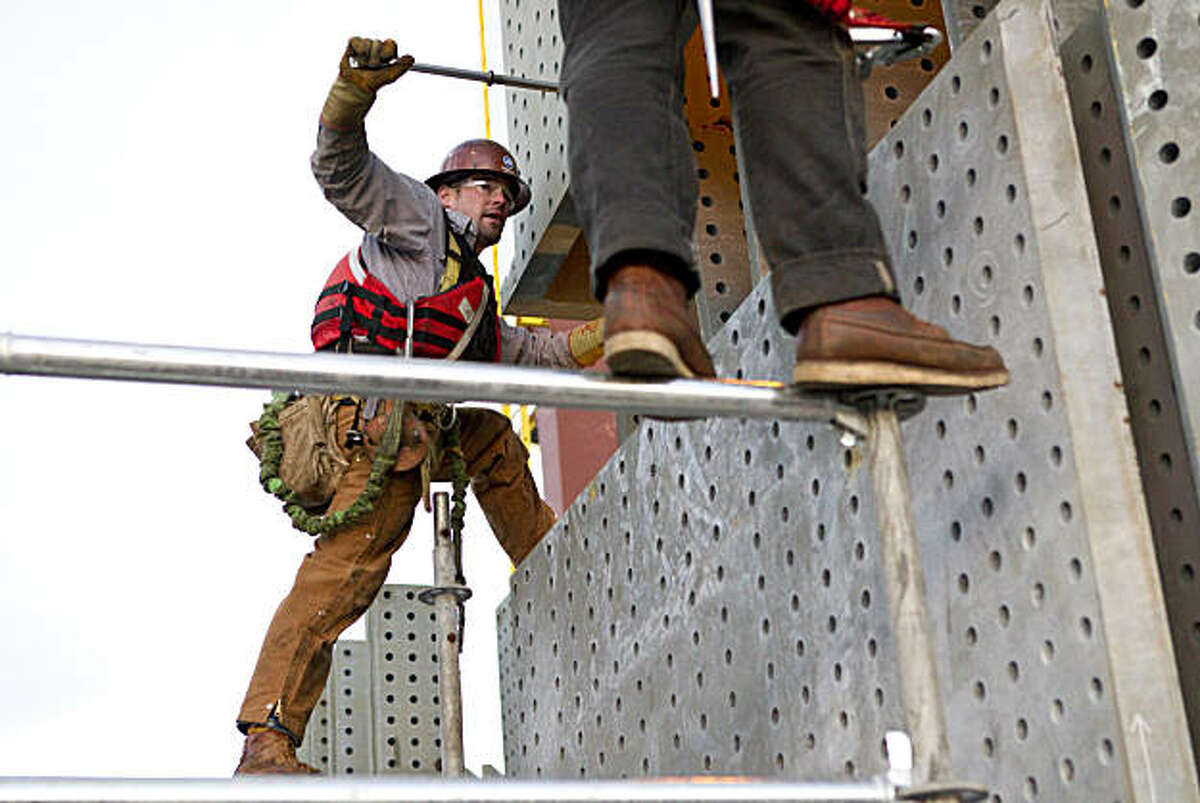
[247,394,350,511]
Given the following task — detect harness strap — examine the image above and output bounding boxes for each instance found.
[439,226,465,293]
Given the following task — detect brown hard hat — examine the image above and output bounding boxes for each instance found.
[426,138,532,214]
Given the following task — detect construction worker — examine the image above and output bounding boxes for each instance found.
[234,37,603,775]
[557,0,1010,392]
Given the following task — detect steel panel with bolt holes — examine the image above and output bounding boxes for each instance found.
[1099,0,1200,545]
[1062,5,1200,790]
[500,277,902,782]
[498,0,1195,800]
[329,641,374,775]
[367,585,445,775]
[295,585,444,776]
[868,0,1193,799]
[296,683,335,773]
[942,0,1094,49]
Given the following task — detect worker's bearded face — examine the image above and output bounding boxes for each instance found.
[441,176,513,251]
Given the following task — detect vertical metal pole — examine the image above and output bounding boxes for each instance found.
[432,491,466,776]
[866,405,953,788]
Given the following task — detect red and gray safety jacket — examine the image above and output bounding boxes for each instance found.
[311,217,500,362]
[310,123,577,368]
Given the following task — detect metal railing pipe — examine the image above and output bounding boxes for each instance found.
[0,776,897,802]
[0,333,867,429]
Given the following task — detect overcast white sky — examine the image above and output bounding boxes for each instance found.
[0,0,531,778]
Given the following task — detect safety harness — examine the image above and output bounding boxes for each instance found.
[258,216,491,536]
[310,219,501,362]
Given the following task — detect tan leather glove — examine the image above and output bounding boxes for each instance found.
[567,319,605,367]
[321,37,414,130]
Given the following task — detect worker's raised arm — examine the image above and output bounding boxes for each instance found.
[311,36,442,253]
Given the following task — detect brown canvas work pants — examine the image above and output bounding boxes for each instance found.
[237,403,555,741]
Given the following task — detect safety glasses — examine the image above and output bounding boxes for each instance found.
[457,177,515,213]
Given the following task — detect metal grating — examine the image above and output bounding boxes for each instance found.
[499,0,1195,799]
[1062,5,1200,780]
[367,585,445,774]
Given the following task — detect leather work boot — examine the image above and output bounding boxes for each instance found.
[603,264,716,379]
[792,296,1009,393]
[233,729,321,776]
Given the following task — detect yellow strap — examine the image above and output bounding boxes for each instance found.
[439,233,464,293]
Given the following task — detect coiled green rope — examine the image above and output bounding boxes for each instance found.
[255,393,467,538]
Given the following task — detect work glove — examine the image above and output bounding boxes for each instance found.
[321,37,414,131]
[567,318,605,367]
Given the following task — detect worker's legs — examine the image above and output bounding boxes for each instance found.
[453,408,556,565]
[237,407,423,749]
[558,0,697,297]
[714,0,1008,391]
[558,0,716,379]
[714,0,895,329]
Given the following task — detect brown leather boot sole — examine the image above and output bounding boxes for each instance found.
[605,331,700,379]
[602,264,715,380]
[792,358,1010,393]
[792,297,1010,394]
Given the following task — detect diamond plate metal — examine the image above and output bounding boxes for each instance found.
[1062,6,1200,785]
[367,585,444,774]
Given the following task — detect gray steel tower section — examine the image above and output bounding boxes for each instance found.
[868,1,1194,799]
[497,0,1195,799]
[295,585,444,776]
[942,0,1094,49]
[1060,4,1200,781]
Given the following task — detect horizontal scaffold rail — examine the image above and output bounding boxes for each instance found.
[0,776,897,802]
[0,333,868,428]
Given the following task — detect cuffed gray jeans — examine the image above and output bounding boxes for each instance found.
[558,0,898,333]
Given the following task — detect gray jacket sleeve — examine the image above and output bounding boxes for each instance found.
[311,124,444,255]
[499,319,581,368]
